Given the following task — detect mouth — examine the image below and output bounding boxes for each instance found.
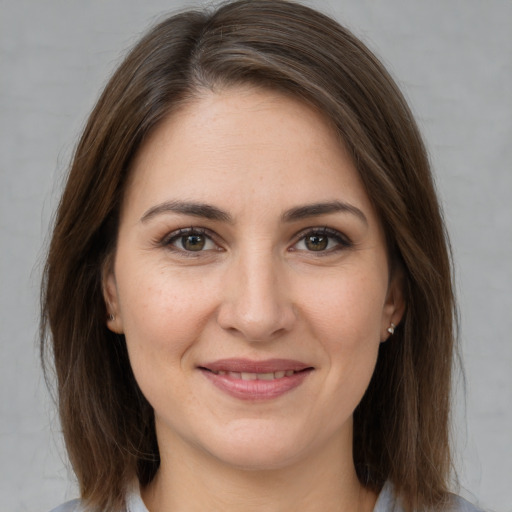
[202,368,304,380]
[198,359,314,400]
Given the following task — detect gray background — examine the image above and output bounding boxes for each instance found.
[1,0,511,511]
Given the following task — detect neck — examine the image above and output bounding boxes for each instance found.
[141,432,377,512]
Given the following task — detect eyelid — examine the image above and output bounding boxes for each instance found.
[159,227,223,253]
[155,225,351,255]
[289,226,353,252]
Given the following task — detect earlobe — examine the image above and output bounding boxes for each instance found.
[381,269,406,342]
[102,257,124,334]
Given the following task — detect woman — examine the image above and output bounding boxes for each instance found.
[42,1,480,511]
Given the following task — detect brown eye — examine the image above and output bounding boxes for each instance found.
[292,228,352,254]
[304,235,328,251]
[181,234,206,251]
[164,228,218,254]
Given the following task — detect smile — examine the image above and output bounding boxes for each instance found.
[199,359,313,400]
[207,369,298,380]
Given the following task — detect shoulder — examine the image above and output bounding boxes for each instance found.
[48,500,83,512]
[48,482,148,512]
[374,482,484,512]
[450,494,484,512]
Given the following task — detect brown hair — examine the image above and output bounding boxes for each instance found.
[41,1,457,510]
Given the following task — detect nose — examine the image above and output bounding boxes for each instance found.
[216,248,296,342]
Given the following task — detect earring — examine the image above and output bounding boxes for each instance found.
[107,313,115,321]
[387,323,396,335]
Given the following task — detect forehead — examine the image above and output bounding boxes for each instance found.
[123,86,375,222]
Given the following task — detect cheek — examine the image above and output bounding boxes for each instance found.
[116,260,219,365]
[301,268,388,348]
[115,264,223,414]
[304,271,386,415]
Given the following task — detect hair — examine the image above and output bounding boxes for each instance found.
[41,1,457,510]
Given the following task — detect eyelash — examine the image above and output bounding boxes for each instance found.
[159,226,352,256]
[290,227,353,254]
[159,227,220,257]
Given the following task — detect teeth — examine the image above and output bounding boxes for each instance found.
[212,369,297,380]
[257,372,275,381]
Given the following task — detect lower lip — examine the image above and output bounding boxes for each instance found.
[200,369,312,401]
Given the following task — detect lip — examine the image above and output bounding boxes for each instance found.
[199,358,313,401]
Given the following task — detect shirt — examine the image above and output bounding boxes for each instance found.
[49,480,482,512]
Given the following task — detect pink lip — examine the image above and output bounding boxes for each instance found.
[199,358,313,401]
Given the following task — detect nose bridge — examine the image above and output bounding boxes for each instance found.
[217,243,295,341]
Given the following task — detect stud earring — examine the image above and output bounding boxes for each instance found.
[107,313,115,321]
[387,323,396,335]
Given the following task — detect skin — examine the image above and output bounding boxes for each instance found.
[104,87,404,512]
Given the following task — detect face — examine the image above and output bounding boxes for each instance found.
[104,87,404,471]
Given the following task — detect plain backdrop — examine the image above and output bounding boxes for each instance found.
[1,1,511,511]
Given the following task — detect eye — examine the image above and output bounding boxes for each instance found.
[303,234,330,251]
[292,228,351,253]
[164,228,218,253]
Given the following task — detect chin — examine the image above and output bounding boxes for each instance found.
[213,445,303,472]
[198,421,319,471]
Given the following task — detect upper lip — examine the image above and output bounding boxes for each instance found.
[199,358,312,373]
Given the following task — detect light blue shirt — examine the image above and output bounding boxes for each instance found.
[50,480,482,512]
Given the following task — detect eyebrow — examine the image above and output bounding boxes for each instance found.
[140,200,233,223]
[281,201,368,225]
[140,199,367,225]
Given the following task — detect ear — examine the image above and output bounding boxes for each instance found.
[381,267,406,342]
[102,253,124,334]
